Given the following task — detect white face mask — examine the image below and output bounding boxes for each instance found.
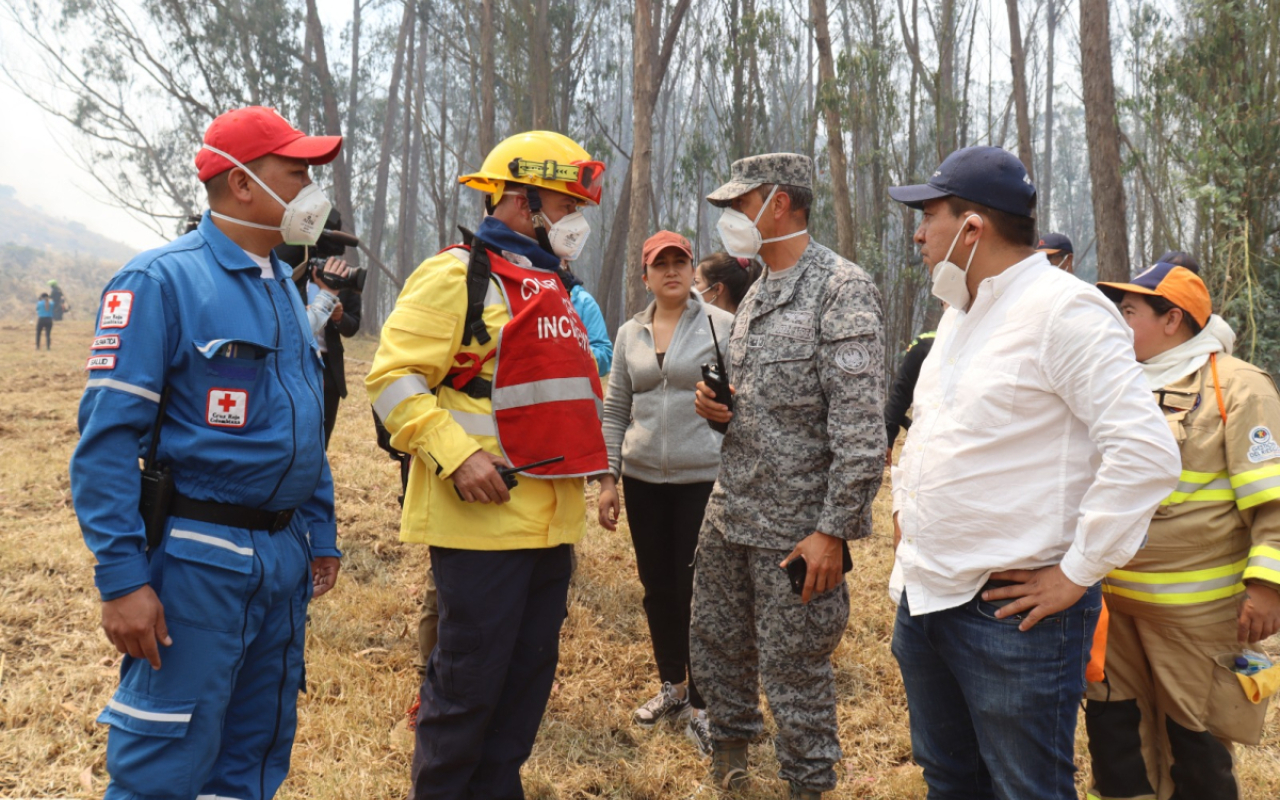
[203,144,332,246]
[930,214,982,309]
[716,185,807,258]
[546,210,591,261]
[503,190,591,261]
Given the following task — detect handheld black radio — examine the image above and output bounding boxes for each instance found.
[701,318,732,434]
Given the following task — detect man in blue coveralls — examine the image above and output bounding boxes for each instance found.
[70,106,344,800]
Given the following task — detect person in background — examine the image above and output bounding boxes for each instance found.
[886,146,1178,800]
[1086,263,1280,799]
[559,262,612,377]
[883,329,936,461]
[693,252,762,315]
[1036,232,1074,273]
[48,279,69,320]
[1158,249,1201,274]
[35,292,54,349]
[276,210,361,449]
[598,230,734,758]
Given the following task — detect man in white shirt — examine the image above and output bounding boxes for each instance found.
[886,146,1179,799]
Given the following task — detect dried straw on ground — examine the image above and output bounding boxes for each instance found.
[1,320,1276,798]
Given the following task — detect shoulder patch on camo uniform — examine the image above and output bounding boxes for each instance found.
[1248,426,1280,463]
[834,342,871,375]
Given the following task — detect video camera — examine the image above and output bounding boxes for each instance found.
[306,228,366,291]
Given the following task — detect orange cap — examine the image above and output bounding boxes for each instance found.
[1097,263,1211,328]
[642,230,693,266]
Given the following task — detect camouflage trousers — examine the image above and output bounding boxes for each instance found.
[689,518,849,792]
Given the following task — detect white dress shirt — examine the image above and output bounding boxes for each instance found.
[890,252,1179,615]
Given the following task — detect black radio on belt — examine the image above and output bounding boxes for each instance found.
[138,387,174,549]
[701,314,732,434]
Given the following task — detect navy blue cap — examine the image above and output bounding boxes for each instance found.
[1036,232,1073,254]
[889,146,1036,218]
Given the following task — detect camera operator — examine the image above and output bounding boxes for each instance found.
[276,209,363,448]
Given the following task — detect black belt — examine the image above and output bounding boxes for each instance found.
[170,494,296,533]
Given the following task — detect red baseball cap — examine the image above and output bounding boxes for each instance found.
[642,230,694,266]
[195,107,343,182]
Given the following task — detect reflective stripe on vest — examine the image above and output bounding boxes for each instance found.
[1102,558,1247,605]
[1161,469,1235,506]
[492,376,603,418]
[1231,463,1280,511]
[1244,544,1280,586]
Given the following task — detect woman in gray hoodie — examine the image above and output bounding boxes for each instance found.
[598,231,736,757]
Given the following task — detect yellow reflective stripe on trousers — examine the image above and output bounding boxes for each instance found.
[1161,469,1234,505]
[1103,558,1247,604]
[1244,544,1280,585]
[1231,463,1280,510]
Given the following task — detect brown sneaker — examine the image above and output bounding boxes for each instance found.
[710,739,748,792]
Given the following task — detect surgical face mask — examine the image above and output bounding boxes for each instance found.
[203,144,332,246]
[716,185,807,258]
[930,214,981,309]
[695,282,721,305]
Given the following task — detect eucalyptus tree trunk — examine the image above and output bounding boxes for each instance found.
[811,0,856,261]
[1006,0,1035,181]
[1080,0,1130,281]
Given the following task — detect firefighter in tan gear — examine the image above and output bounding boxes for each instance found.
[366,131,608,800]
[1087,262,1280,799]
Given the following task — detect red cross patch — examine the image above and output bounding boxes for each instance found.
[100,291,134,329]
[206,388,248,428]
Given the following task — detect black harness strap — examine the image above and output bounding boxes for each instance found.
[458,226,493,347]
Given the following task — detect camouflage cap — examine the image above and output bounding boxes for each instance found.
[707,153,813,207]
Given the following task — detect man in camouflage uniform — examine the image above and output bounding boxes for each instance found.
[692,154,886,799]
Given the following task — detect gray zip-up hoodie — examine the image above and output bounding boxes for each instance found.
[602,294,735,483]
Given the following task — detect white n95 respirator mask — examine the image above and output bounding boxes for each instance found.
[716,184,807,259]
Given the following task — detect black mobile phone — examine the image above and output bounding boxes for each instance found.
[785,542,855,595]
[979,578,1020,608]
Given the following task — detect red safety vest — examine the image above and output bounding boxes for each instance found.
[445,245,608,478]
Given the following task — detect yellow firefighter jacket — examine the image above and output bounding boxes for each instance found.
[365,249,588,549]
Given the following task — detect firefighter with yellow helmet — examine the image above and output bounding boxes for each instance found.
[1086,263,1280,799]
[366,131,608,800]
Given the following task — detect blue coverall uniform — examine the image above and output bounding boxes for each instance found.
[70,213,340,800]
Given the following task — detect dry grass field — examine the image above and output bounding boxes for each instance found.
[2,318,1278,799]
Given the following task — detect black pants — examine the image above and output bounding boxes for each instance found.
[321,355,342,449]
[622,476,713,709]
[36,318,52,349]
[410,545,572,800]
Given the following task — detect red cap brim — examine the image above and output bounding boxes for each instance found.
[273,134,343,165]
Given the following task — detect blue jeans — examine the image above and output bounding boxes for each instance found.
[891,583,1101,800]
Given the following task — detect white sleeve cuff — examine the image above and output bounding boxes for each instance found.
[1059,547,1107,588]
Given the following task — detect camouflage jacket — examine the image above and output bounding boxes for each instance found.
[705,239,885,550]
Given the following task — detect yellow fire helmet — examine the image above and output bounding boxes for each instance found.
[459,131,605,208]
